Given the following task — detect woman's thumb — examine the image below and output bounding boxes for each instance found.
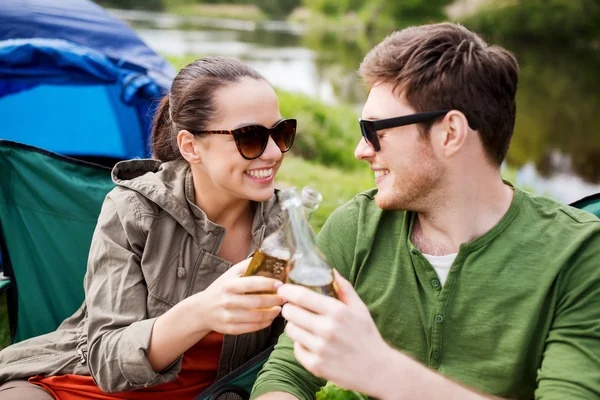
[228,258,252,277]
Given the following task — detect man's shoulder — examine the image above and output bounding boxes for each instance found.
[327,188,390,224]
[520,189,600,227]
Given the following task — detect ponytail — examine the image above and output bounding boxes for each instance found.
[151,95,182,162]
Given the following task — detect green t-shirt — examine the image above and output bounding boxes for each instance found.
[251,187,600,400]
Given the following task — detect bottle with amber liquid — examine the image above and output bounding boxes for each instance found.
[244,187,322,283]
[281,188,338,299]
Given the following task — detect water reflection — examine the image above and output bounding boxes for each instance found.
[115,10,600,203]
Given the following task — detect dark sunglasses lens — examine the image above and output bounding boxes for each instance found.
[272,119,296,152]
[360,121,380,151]
[236,127,268,159]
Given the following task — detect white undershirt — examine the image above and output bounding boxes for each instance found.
[422,253,458,287]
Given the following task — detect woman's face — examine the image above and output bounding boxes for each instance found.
[192,77,286,203]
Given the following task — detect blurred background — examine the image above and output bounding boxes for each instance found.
[1,0,600,348]
[93,0,600,211]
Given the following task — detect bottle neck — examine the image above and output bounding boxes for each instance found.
[284,203,315,253]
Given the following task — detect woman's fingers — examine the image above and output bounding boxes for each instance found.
[224,293,284,310]
[219,306,281,325]
[226,276,282,294]
[224,321,274,335]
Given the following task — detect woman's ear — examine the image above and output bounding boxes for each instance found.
[177,130,203,165]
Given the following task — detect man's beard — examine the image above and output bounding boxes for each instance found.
[375,158,443,211]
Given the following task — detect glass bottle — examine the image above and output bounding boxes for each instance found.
[244,186,322,282]
[280,188,338,299]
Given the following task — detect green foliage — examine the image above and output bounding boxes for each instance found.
[301,0,452,30]
[303,0,366,16]
[94,0,163,11]
[277,90,364,171]
[254,0,301,19]
[276,156,373,233]
[316,382,369,400]
[463,0,600,44]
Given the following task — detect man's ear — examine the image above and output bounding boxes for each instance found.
[436,110,470,159]
[177,130,202,165]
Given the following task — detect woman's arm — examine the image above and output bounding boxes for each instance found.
[147,260,284,371]
[85,191,283,392]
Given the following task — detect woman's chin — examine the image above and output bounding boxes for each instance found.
[246,186,276,202]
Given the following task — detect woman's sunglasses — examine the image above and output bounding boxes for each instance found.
[194,118,297,160]
[358,110,451,152]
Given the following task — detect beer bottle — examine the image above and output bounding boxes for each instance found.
[280,188,338,299]
[244,186,322,282]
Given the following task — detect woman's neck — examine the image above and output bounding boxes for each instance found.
[191,171,254,229]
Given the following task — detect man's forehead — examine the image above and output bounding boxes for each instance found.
[362,84,413,119]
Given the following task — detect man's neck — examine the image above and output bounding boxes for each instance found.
[411,177,514,256]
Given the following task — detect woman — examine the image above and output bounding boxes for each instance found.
[0,56,297,399]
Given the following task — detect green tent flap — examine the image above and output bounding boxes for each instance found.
[570,193,600,218]
[0,140,114,342]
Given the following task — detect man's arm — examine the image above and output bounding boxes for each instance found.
[534,227,600,398]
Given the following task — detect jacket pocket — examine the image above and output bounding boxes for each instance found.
[188,250,232,296]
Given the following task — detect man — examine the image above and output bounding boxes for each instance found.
[251,22,600,400]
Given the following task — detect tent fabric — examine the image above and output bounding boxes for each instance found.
[0,140,114,342]
[0,38,162,102]
[570,193,600,218]
[0,0,175,88]
[0,0,175,161]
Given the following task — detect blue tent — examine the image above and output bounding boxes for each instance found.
[0,0,176,162]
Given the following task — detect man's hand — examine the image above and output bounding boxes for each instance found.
[278,271,496,400]
[277,270,391,395]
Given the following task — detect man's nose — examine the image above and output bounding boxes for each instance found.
[355,137,376,161]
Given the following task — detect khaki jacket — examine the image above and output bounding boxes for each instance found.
[0,159,284,393]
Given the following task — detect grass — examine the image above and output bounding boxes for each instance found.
[276,155,374,232]
[164,3,266,21]
[0,293,10,350]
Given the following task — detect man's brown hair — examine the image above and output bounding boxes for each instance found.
[359,22,518,166]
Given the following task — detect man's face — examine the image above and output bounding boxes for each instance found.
[355,83,444,211]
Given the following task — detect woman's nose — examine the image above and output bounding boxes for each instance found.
[260,136,283,161]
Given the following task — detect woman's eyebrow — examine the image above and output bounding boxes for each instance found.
[232,118,283,130]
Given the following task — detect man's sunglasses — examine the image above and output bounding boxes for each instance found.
[194,118,297,160]
[358,110,450,152]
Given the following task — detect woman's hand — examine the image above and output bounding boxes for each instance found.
[191,259,285,335]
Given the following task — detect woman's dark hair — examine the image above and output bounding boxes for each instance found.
[152,56,265,161]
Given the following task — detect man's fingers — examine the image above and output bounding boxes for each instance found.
[281,303,322,334]
[277,283,339,314]
[285,321,323,353]
[333,269,362,306]
[293,341,322,378]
